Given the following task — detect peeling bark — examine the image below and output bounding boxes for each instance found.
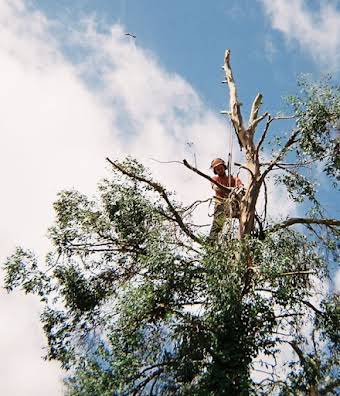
[223,49,246,149]
[223,50,264,239]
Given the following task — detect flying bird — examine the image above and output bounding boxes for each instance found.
[125,32,136,39]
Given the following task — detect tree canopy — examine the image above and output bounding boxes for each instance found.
[3,51,340,395]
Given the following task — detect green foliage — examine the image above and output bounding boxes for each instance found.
[3,157,338,395]
[270,77,340,211]
[3,80,340,395]
[289,76,340,181]
[4,247,52,299]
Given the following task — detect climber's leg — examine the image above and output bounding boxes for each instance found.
[209,203,225,242]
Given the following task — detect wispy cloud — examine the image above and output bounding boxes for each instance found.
[264,36,278,63]
[260,0,340,71]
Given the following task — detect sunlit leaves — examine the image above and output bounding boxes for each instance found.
[2,152,339,395]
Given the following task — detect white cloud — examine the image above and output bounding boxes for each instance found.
[0,1,230,394]
[0,291,64,396]
[0,1,298,394]
[260,0,340,71]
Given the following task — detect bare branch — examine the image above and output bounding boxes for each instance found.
[272,115,296,121]
[223,49,246,149]
[256,115,296,154]
[250,112,269,133]
[149,158,183,165]
[276,270,316,277]
[306,224,332,245]
[268,217,340,233]
[288,341,306,365]
[106,157,201,244]
[255,213,265,239]
[252,368,272,376]
[274,313,304,319]
[248,93,269,133]
[154,208,177,222]
[132,361,172,380]
[300,300,324,316]
[183,159,234,195]
[274,163,304,180]
[256,114,272,154]
[181,198,212,216]
[260,129,300,181]
[234,162,255,179]
[248,94,263,126]
[261,158,316,168]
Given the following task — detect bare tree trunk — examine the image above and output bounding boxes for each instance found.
[239,182,260,238]
[223,50,267,240]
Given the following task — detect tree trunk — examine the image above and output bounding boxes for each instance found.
[239,181,260,239]
[223,49,265,241]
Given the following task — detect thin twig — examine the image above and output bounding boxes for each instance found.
[274,313,304,319]
[272,115,296,121]
[149,158,183,165]
[181,198,212,215]
[256,114,296,154]
[260,159,316,168]
[256,114,272,154]
[260,129,300,181]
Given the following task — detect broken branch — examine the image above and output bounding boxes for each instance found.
[248,93,263,127]
[248,93,268,133]
[223,49,246,149]
[249,111,269,133]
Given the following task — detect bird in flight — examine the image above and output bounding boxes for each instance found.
[125,32,136,39]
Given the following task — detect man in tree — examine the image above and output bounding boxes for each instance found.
[209,157,244,241]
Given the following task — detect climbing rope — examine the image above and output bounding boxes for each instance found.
[227,114,233,187]
[220,113,237,239]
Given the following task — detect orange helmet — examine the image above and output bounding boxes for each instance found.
[210,158,226,169]
[210,158,227,174]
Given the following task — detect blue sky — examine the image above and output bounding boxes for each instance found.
[0,1,339,395]
[30,0,329,112]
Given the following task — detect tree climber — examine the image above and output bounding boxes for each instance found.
[209,158,244,241]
